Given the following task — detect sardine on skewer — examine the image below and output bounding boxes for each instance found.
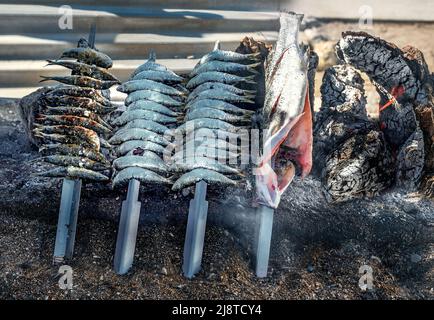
[60,46,113,68]
[46,60,120,82]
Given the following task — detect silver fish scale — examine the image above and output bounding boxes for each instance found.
[113,54,187,186]
[171,48,260,189]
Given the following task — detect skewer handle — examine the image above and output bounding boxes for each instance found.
[255,205,274,278]
[53,178,82,264]
[183,180,209,278]
[114,179,141,275]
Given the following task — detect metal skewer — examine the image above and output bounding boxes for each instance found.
[254,204,274,277]
[114,179,142,274]
[183,180,209,278]
[52,24,97,264]
[53,178,82,263]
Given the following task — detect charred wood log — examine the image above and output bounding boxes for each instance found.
[322,131,394,203]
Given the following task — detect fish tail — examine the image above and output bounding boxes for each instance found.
[39,76,53,83]
[244,75,257,84]
[247,52,262,60]
[247,62,262,74]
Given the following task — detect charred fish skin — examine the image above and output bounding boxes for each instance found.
[42,95,116,114]
[186,71,256,89]
[60,47,113,69]
[34,124,101,150]
[39,143,108,164]
[46,60,120,82]
[43,107,113,130]
[44,85,113,107]
[41,155,110,171]
[39,165,109,181]
[125,90,184,107]
[172,168,237,191]
[40,75,118,90]
[117,79,187,96]
[113,167,172,187]
[35,114,112,135]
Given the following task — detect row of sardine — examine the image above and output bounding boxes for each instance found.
[111,52,185,188]
[170,42,261,191]
[34,39,118,181]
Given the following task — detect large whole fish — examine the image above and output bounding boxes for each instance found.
[255,11,314,209]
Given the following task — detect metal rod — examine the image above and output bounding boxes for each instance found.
[53,178,82,264]
[114,179,142,275]
[255,205,274,278]
[183,180,209,278]
[88,22,96,48]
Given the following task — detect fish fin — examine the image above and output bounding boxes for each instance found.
[244,75,257,84]
[39,76,52,83]
[282,85,313,178]
[149,50,157,61]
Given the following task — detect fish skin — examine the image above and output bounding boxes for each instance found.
[265,11,303,83]
[185,107,251,125]
[176,118,246,134]
[198,49,261,65]
[186,71,256,89]
[125,90,184,107]
[40,165,109,181]
[42,95,116,114]
[113,167,171,187]
[186,88,255,104]
[43,107,113,130]
[40,75,118,90]
[112,154,169,174]
[111,109,177,126]
[39,143,108,164]
[35,114,112,134]
[186,99,254,116]
[45,85,113,107]
[60,47,113,68]
[46,60,120,82]
[171,149,240,162]
[117,79,187,96]
[109,128,171,146]
[120,119,170,135]
[190,82,256,97]
[41,155,109,171]
[116,140,168,156]
[191,60,260,77]
[171,157,242,175]
[131,69,184,83]
[130,51,167,78]
[256,11,313,209]
[127,100,180,117]
[172,168,237,191]
[34,125,100,150]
